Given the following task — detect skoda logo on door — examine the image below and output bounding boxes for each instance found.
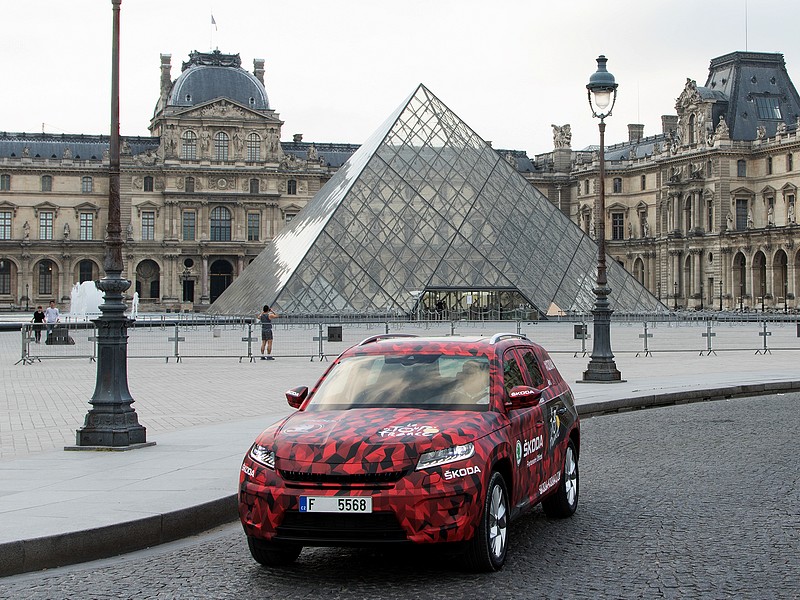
[515,440,523,465]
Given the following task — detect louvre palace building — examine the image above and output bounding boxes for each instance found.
[1,49,799,314]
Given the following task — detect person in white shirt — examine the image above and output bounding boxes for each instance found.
[44,300,60,341]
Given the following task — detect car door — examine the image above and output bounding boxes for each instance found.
[523,346,572,487]
[501,347,547,511]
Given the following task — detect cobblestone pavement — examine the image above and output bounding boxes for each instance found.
[2,393,797,599]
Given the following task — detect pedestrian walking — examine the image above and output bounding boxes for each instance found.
[31,305,45,343]
[258,305,277,360]
[44,300,60,342]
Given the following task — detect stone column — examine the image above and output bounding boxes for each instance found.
[200,254,209,303]
[691,248,702,308]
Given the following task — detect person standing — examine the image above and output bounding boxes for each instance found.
[258,305,277,360]
[31,305,45,343]
[44,300,60,342]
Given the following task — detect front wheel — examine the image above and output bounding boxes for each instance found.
[247,536,302,567]
[465,471,509,572]
[542,439,579,518]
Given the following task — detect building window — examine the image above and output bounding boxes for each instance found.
[787,154,793,172]
[612,177,622,193]
[735,198,748,231]
[285,213,296,224]
[78,260,94,283]
[185,177,195,193]
[287,179,297,195]
[247,212,260,241]
[182,131,197,160]
[41,175,52,192]
[737,159,747,177]
[640,175,646,191]
[144,176,154,192]
[246,133,261,162]
[0,260,9,294]
[39,211,54,240]
[182,211,196,241]
[38,261,53,295]
[249,178,259,194]
[141,210,155,240]
[767,157,773,175]
[706,160,713,177]
[214,132,229,161]
[81,176,93,193]
[611,212,624,240]
[79,213,93,240]
[0,210,11,240]
[0,174,10,191]
[754,96,782,120]
[584,180,590,195]
[210,206,231,241]
[707,201,713,232]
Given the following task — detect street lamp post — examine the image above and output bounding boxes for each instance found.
[673,281,678,311]
[582,55,622,383]
[73,0,150,449]
[25,283,29,311]
[700,282,704,311]
[719,280,723,311]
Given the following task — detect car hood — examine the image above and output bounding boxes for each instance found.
[266,408,501,473]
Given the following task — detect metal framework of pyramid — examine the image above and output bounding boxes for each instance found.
[210,84,665,317]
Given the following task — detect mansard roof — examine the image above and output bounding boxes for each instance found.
[0,132,158,160]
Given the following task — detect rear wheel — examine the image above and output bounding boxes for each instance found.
[542,439,579,518]
[465,471,509,572]
[247,536,302,567]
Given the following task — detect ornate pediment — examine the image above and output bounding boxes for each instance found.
[0,199,18,216]
[74,202,101,218]
[173,98,280,123]
[33,201,60,217]
[135,200,161,217]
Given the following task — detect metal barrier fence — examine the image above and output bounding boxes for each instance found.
[14,317,800,365]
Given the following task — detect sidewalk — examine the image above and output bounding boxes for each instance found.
[1,327,799,577]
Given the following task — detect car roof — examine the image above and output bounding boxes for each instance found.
[343,333,544,358]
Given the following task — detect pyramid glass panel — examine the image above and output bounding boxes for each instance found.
[210,84,665,317]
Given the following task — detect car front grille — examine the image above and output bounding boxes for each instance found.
[279,469,406,487]
[275,511,408,544]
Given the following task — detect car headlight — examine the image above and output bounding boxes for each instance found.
[249,443,275,469]
[416,442,475,470]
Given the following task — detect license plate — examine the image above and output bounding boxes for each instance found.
[299,496,372,513]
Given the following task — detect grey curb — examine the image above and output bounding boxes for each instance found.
[2,381,799,578]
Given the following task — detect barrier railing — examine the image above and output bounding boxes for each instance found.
[13,317,800,365]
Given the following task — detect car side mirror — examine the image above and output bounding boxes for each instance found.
[286,386,308,409]
[506,385,542,410]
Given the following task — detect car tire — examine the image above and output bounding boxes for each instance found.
[465,471,509,572]
[247,536,302,567]
[542,439,579,518]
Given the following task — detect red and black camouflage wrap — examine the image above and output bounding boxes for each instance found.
[239,336,579,546]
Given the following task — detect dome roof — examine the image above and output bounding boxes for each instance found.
[167,50,269,111]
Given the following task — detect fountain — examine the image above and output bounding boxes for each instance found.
[69,281,104,320]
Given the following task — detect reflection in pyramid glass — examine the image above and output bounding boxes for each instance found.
[210,84,665,317]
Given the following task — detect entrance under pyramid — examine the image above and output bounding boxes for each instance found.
[210,84,665,318]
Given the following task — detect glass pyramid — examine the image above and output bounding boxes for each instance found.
[210,84,665,317]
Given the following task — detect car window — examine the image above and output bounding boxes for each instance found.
[502,351,526,397]
[307,354,490,412]
[519,349,545,387]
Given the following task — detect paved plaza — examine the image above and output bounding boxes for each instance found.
[0,318,798,576]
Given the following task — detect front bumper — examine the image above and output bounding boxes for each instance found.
[238,458,484,546]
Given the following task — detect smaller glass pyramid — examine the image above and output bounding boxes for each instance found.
[211,84,665,317]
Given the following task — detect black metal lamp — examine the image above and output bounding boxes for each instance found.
[582,55,622,383]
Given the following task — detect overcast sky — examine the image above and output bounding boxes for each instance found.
[2,1,798,154]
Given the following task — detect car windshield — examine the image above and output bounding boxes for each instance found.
[306,354,491,412]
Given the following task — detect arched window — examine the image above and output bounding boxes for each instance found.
[633,258,645,285]
[185,176,195,193]
[246,133,261,162]
[287,179,297,195]
[0,259,10,294]
[0,174,10,191]
[135,259,160,299]
[688,114,696,145]
[41,175,52,192]
[773,250,788,302]
[767,156,773,175]
[210,206,231,241]
[612,177,622,193]
[733,252,747,305]
[249,178,259,194]
[78,260,94,283]
[787,153,793,172]
[182,131,197,160]
[144,176,154,192]
[38,260,54,296]
[737,159,747,177]
[81,176,93,193]
[753,252,767,302]
[214,132,229,161]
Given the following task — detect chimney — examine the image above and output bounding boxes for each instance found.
[293,133,303,143]
[253,58,265,85]
[628,124,644,143]
[662,115,678,136]
[159,54,172,102]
